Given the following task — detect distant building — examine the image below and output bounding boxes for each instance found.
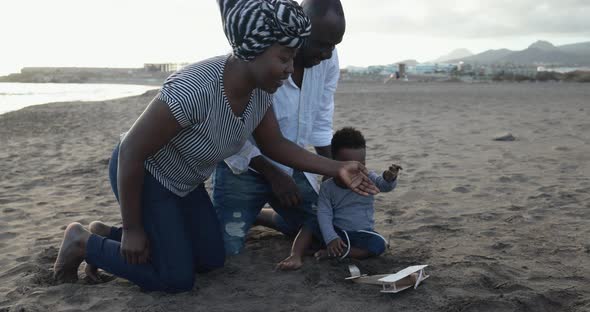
[398,63,406,77]
[488,64,538,77]
[144,63,188,73]
[407,63,455,75]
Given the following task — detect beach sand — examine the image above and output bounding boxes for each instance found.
[1,82,589,311]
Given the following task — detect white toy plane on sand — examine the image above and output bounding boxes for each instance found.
[345,264,429,293]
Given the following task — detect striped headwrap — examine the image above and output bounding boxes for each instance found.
[219,0,312,61]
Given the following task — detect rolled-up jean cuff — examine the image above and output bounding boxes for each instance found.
[108,226,123,241]
[85,233,112,266]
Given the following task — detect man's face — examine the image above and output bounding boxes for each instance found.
[299,12,345,68]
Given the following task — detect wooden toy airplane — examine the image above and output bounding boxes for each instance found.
[345,264,430,293]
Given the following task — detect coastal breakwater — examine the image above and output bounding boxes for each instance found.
[0,67,171,85]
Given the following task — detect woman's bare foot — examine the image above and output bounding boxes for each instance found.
[84,221,111,282]
[53,222,90,283]
[89,221,111,237]
[314,249,330,261]
[277,254,303,271]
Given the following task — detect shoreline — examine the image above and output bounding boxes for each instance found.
[0,83,159,116]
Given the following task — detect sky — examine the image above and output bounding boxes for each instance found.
[1,0,589,76]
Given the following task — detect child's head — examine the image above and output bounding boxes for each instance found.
[331,127,366,164]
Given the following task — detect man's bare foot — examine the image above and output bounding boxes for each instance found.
[53,222,90,283]
[277,254,303,271]
[84,221,111,282]
[314,249,330,261]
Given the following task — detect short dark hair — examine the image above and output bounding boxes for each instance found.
[302,0,344,18]
[331,127,366,157]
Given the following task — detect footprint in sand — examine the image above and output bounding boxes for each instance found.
[507,205,525,211]
[491,242,512,250]
[0,232,19,240]
[498,174,530,183]
[452,185,474,193]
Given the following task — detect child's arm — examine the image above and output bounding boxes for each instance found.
[317,183,340,245]
[369,164,402,192]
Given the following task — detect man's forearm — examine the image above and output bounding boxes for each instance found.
[249,155,281,180]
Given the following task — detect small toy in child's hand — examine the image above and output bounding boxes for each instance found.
[383,164,403,182]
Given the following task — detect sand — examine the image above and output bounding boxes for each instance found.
[0,82,589,311]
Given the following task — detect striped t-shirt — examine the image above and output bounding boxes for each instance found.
[145,55,273,197]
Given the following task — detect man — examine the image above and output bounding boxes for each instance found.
[213,0,346,256]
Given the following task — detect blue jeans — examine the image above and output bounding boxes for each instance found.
[85,144,225,293]
[212,162,318,255]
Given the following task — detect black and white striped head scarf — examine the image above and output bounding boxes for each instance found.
[219,0,312,61]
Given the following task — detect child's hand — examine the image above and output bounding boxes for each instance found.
[383,164,403,182]
[327,238,347,257]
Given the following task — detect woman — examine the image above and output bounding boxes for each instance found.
[53,0,378,293]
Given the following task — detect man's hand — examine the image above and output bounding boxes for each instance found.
[121,227,150,265]
[383,164,403,182]
[327,238,347,257]
[266,168,301,209]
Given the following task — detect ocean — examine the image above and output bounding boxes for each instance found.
[0,83,157,115]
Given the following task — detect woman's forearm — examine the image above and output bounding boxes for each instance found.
[117,145,146,231]
[260,137,340,177]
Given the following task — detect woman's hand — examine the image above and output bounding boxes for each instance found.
[121,228,150,265]
[338,162,380,196]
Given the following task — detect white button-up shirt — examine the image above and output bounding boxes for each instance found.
[224,50,340,193]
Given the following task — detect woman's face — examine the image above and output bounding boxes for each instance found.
[248,44,297,93]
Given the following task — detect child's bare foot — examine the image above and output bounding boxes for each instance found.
[53,222,90,283]
[277,254,303,271]
[314,249,330,261]
[83,221,111,282]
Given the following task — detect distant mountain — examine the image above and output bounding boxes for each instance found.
[447,40,590,65]
[434,49,473,63]
[503,42,577,64]
[558,41,590,56]
[450,49,513,64]
[529,40,559,51]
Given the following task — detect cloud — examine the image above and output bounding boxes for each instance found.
[342,0,590,38]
